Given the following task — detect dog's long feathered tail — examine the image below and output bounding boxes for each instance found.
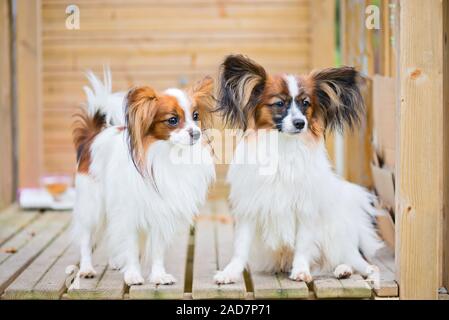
[73,68,125,167]
[83,67,126,126]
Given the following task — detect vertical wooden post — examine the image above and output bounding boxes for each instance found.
[396,0,447,300]
[311,0,337,164]
[443,0,449,293]
[340,0,374,188]
[0,0,14,208]
[16,0,43,188]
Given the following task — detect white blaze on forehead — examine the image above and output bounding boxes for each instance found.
[284,74,299,98]
[164,88,192,120]
[283,74,305,121]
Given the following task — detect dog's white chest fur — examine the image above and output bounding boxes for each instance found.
[228,132,329,250]
[90,128,216,242]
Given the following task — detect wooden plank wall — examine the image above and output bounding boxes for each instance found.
[340,0,399,188]
[340,0,374,188]
[0,0,14,209]
[17,0,43,188]
[8,0,335,199]
[396,0,447,299]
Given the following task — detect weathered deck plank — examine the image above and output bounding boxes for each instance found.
[2,227,71,299]
[129,229,189,300]
[0,204,398,300]
[250,270,284,299]
[216,219,246,299]
[66,240,123,299]
[313,273,372,299]
[0,213,70,295]
[0,206,39,246]
[0,213,47,264]
[192,218,246,299]
[32,242,79,299]
[370,248,398,297]
[277,273,309,299]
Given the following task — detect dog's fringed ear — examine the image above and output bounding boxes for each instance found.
[217,54,267,130]
[310,66,365,132]
[125,86,158,174]
[189,76,215,129]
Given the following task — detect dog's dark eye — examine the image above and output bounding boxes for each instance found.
[167,117,179,127]
[274,101,285,107]
[302,98,311,108]
[193,111,199,121]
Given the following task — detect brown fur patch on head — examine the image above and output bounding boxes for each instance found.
[216,54,267,130]
[217,56,364,140]
[125,86,186,175]
[72,110,106,174]
[253,75,289,130]
[188,76,215,129]
[306,66,365,133]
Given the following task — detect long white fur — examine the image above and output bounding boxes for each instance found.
[215,78,383,285]
[72,72,215,285]
[83,67,126,126]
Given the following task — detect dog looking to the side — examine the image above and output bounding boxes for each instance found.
[72,69,215,285]
[214,55,383,284]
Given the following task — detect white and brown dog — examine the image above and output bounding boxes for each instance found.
[72,69,215,285]
[214,55,383,284]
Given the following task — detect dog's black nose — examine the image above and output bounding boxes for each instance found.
[189,129,201,140]
[293,119,305,130]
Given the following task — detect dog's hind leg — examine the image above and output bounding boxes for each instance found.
[72,174,103,278]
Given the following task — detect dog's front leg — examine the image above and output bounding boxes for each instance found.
[122,233,144,286]
[290,224,318,283]
[214,218,255,284]
[148,232,176,285]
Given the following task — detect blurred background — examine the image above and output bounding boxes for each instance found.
[0,0,398,233]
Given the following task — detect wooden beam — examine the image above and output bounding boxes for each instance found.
[396,0,446,300]
[311,0,337,164]
[16,0,43,188]
[339,0,374,188]
[443,0,449,292]
[0,0,14,208]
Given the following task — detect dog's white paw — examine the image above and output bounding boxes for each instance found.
[124,270,144,286]
[79,266,97,278]
[289,269,313,283]
[214,270,240,284]
[149,272,176,285]
[333,264,353,279]
[364,265,380,281]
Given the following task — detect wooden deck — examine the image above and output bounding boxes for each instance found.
[0,201,399,300]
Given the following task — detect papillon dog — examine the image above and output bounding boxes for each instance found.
[214,55,383,284]
[72,69,215,285]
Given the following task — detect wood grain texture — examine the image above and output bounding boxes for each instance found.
[66,240,124,299]
[0,206,39,246]
[37,0,335,195]
[313,274,372,299]
[17,0,43,188]
[443,0,449,293]
[340,0,374,188]
[310,0,336,164]
[2,227,72,299]
[250,270,284,299]
[370,247,398,297]
[396,0,445,300]
[192,219,246,299]
[129,229,189,299]
[31,242,79,299]
[0,213,69,295]
[0,0,14,209]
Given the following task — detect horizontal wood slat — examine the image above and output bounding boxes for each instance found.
[40,0,313,185]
